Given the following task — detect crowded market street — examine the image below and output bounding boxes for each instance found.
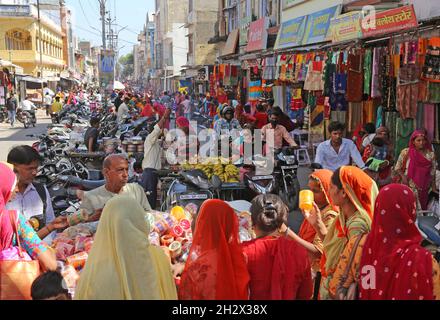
[0,0,440,307]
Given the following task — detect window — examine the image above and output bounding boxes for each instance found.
[5,29,32,50]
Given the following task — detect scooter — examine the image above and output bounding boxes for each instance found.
[274,147,301,211]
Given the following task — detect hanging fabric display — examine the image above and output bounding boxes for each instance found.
[346,50,363,102]
[422,37,440,82]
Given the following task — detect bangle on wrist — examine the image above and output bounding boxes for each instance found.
[47,224,53,233]
[284,227,290,237]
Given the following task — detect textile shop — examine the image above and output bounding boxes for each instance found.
[215,4,440,160]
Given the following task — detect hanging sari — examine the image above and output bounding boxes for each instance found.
[359,184,440,300]
[75,196,177,300]
[320,166,378,300]
[179,200,250,300]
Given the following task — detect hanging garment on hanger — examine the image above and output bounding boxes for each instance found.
[348,102,362,133]
[376,105,384,128]
[428,82,440,103]
[364,49,373,96]
[395,117,415,160]
[384,111,398,144]
[363,100,375,124]
[397,64,420,119]
[347,50,363,102]
[416,102,424,130]
[371,47,383,98]
[331,110,346,124]
[423,104,435,142]
[304,61,324,91]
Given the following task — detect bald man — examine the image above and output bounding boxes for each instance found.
[80,155,151,222]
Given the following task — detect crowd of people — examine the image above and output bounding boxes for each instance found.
[0,86,439,301]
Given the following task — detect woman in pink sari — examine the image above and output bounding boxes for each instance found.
[394,130,438,210]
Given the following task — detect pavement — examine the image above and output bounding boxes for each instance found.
[0,109,51,162]
[0,109,310,232]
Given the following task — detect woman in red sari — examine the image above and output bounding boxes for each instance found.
[359,184,440,300]
[179,199,250,300]
[242,194,313,300]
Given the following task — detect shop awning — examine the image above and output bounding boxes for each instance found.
[19,76,45,84]
[222,29,239,56]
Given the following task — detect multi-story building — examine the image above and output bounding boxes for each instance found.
[182,0,221,87]
[0,0,66,79]
[153,0,188,93]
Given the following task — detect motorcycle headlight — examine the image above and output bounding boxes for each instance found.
[284,155,297,165]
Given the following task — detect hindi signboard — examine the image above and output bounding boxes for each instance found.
[246,17,270,52]
[328,11,362,43]
[361,5,418,38]
[275,15,308,49]
[302,5,340,45]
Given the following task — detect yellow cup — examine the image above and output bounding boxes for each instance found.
[170,206,186,221]
[299,190,314,212]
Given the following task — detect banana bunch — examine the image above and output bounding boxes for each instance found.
[180,157,240,183]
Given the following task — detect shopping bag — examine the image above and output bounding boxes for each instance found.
[0,211,40,300]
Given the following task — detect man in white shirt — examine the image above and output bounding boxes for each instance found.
[6,146,68,244]
[315,122,366,172]
[140,108,172,209]
[21,96,37,111]
[44,93,52,116]
[117,96,130,124]
[81,154,151,221]
[181,95,191,120]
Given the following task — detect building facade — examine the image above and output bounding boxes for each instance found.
[0,2,65,78]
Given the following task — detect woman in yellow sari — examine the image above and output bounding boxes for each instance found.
[75,196,177,300]
[319,166,378,300]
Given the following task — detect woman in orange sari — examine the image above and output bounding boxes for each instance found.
[319,166,378,300]
[179,199,250,300]
[283,170,339,299]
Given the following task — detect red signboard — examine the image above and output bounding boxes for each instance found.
[361,5,418,38]
[246,17,269,53]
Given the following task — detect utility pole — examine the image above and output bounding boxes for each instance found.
[37,0,44,106]
[99,0,107,50]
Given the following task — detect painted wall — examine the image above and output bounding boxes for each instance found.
[282,0,343,21]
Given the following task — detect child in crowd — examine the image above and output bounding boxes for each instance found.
[31,271,72,300]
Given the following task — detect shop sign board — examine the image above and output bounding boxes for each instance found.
[361,5,418,38]
[302,5,340,45]
[275,15,308,50]
[99,50,115,91]
[328,11,362,43]
[239,16,252,47]
[246,17,270,53]
[0,5,30,16]
[282,0,307,10]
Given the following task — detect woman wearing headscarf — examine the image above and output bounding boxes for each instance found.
[318,166,378,300]
[179,199,250,300]
[357,184,440,300]
[394,130,437,210]
[242,194,312,300]
[0,163,57,273]
[283,169,339,299]
[363,126,394,188]
[75,196,177,300]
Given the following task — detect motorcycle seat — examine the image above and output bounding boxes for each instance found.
[59,175,105,191]
[418,216,440,246]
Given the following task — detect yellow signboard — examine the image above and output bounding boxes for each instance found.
[328,11,363,43]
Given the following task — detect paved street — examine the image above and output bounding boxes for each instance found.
[0,110,51,162]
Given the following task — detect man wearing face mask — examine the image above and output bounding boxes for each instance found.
[214,105,242,136]
[261,110,298,151]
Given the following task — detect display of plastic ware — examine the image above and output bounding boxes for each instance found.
[299,190,314,212]
[161,235,174,247]
[184,203,198,218]
[145,212,155,230]
[179,219,191,231]
[149,232,161,246]
[170,206,186,221]
[169,241,182,259]
[171,225,184,238]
